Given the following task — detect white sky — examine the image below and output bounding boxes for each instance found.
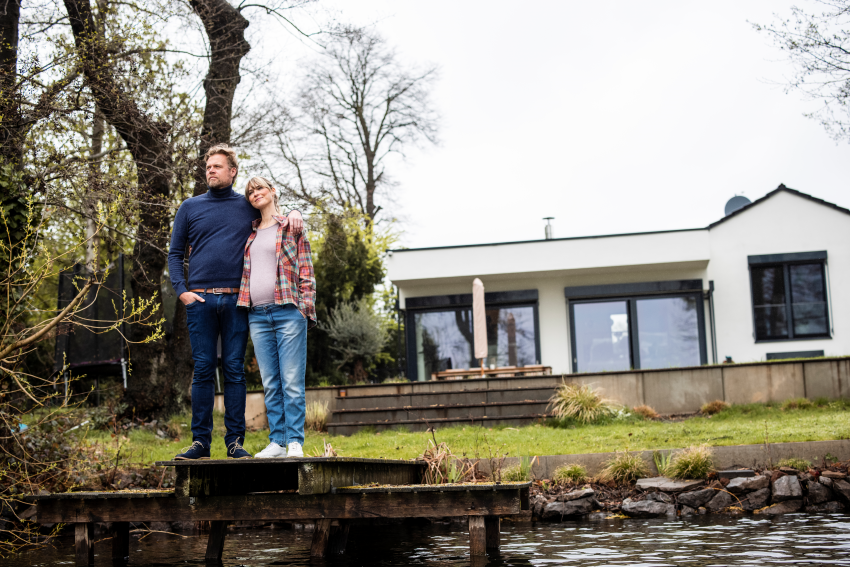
[257,1,850,249]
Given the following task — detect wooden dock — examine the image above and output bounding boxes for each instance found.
[36,457,530,565]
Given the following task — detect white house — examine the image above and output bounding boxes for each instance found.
[387,186,849,381]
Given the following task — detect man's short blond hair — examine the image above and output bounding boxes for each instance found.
[204,143,239,173]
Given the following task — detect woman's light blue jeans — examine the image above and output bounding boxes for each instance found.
[249,303,307,447]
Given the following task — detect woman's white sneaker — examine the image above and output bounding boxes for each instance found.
[287,442,304,458]
[255,442,287,458]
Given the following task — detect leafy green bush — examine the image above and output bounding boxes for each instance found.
[666,445,715,479]
[700,400,730,415]
[548,383,619,424]
[553,463,587,485]
[777,457,812,470]
[597,451,649,483]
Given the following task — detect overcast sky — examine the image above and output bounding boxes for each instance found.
[264,1,850,249]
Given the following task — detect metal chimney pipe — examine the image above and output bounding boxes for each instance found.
[543,217,554,240]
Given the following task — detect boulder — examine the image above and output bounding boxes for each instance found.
[718,469,755,479]
[807,481,834,505]
[742,488,771,512]
[678,488,716,508]
[531,495,548,518]
[621,498,675,518]
[821,471,847,480]
[636,477,705,492]
[805,501,844,513]
[772,475,803,502]
[646,492,673,504]
[727,475,769,494]
[557,488,595,503]
[779,467,800,475]
[680,505,696,516]
[755,499,803,516]
[706,490,735,512]
[541,498,595,520]
[832,479,850,502]
[819,476,834,488]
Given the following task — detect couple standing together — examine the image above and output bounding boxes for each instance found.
[168,144,316,460]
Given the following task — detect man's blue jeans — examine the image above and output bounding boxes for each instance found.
[185,293,248,448]
[249,303,307,446]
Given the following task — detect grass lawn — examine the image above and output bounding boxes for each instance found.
[81,400,850,465]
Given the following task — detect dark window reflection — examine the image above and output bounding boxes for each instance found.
[751,266,788,339]
[789,263,828,336]
[484,306,537,368]
[414,305,538,379]
[573,301,631,373]
[636,296,700,369]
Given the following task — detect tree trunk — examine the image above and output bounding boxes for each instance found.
[0,0,22,170]
[64,0,194,417]
[189,0,250,196]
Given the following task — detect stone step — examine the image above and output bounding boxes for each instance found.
[326,412,552,436]
[334,386,555,411]
[331,400,551,424]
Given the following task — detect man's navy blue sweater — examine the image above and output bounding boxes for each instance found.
[168,185,261,298]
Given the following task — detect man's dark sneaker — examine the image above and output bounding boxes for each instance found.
[227,441,252,459]
[174,441,210,460]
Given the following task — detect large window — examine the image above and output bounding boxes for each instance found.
[749,252,830,342]
[405,291,539,381]
[566,281,707,373]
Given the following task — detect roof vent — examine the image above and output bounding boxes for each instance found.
[543,217,554,240]
[724,195,751,217]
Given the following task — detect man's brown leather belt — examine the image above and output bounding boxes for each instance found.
[189,288,239,294]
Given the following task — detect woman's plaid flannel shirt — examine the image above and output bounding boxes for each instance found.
[237,215,317,328]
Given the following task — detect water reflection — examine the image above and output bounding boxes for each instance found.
[9,513,850,566]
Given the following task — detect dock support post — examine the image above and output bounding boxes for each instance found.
[468,516,486,556]
[329,521,350,555]
[205,520,228,564]
[74,522,94,566]
[485,516,500,549]
[112,521,130,564]
[311,518,333,557]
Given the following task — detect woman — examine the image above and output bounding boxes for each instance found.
[237,177,316,458]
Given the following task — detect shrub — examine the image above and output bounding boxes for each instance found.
[777,457,812,470]
[553,463,587,485]
[700,400,730,415]
[597,451,649,484]
[653,450,673,476]
[781,397,814,410]
[548,383,618,424]
[633,405,660,420]
[382,376,408,384]
[813,397,830,407]
[666,445,715,479]
[500,456,536,482]
[305,401,329,432]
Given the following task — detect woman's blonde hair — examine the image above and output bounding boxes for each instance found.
[244,177,279,210]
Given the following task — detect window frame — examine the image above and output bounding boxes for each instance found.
[404,290,540,381]
[748,251,831,343]
[564,280,708,373]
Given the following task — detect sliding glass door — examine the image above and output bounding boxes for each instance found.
[570,293,705,373]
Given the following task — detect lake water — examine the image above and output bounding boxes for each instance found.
[9,513,850,566]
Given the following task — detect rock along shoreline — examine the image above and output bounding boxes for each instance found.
[528,463,850,522]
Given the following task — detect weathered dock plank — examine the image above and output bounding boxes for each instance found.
[155,457,426,497]
[37,488,527,523]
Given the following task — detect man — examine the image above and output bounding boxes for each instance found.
[168,144,303,460]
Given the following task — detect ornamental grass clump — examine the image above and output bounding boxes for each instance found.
[553,463,587,485]
[700,400,730,415]
[633,405,660,420]
[597,451,649,484]
[666,445,715,479]
[548,383,618,424]
[305,401,329,432]
[777,457,812,470]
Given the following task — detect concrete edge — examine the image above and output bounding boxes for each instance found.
[472,439,850,478]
